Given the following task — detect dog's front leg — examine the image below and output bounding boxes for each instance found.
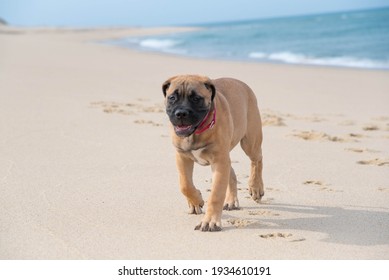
[176,152,204,214]
[195,156,231,231]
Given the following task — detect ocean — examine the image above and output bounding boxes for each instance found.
[110,7,389,70]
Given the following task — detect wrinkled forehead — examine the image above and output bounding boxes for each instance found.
[168,77,207,95]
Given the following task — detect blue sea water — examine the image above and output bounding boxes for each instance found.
[112,7,389,69]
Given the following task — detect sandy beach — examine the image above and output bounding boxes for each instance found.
[0,26,388,260]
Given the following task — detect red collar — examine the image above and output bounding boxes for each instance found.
[195,106,216,135]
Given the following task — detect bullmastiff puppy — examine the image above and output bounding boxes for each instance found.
[162,75,264,231]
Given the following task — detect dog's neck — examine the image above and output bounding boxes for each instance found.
[195,103,216,135]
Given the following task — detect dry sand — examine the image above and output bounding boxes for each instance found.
[0,26,388,259]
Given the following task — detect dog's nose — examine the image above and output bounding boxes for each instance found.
[175,109,189,119]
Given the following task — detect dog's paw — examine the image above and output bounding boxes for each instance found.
[223,195,239,211]
[223,201,240,211]
[249,188,264,203]
[194,221,222,232]
[187,191,204,214]
[188,203,203,214]
[194,215,222,232]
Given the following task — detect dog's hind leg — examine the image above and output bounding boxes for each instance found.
[223,167,239,210]
[240,118,264,202]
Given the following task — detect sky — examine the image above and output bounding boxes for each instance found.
[1,0,389,27]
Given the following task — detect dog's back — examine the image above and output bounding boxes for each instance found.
[212,78,261,149]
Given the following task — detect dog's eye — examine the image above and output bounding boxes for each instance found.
[190,95,202,103]
[168,95,177,103]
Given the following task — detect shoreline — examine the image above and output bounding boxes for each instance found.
[110,45,389,73]
[1,26,388,259]
[2,24,388,72]
[107,39,389,72]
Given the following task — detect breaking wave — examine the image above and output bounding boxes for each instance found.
[249,51,389,69]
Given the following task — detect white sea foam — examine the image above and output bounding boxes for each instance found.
[248,52,267,59]
[268,52,306,64]
[249,51,389,69]
[139,39,180,50]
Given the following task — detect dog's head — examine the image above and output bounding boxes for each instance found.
[162,75,215,137]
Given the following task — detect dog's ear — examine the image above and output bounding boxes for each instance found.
[204,81,216,101]
[162,76,178,97]
[162,80,171,97]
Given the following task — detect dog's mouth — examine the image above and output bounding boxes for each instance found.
[174,124,195,136]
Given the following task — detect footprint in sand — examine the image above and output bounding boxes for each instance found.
[90,101,136,115]
[248,210,280,217]
[363,118,389,132]
[227,218,256,228]
[303,180,342,192]
[259,232,292,238]
[357,158,389,167]
[345,147,380,153]
[259,233,306,242]
[134,119,163,126]
[262,112,286,127]
[292,130,371,142]
[362,124,380,131]
[303,180,324,186]
[286,113,327,123]
[90,101,165,115]
[142,105,165,113]
[91,101,165,126]
[339,120,356,126]
[348,133,366,139]
[291,130,351,142]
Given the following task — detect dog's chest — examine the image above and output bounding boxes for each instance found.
[188,147,210,166]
